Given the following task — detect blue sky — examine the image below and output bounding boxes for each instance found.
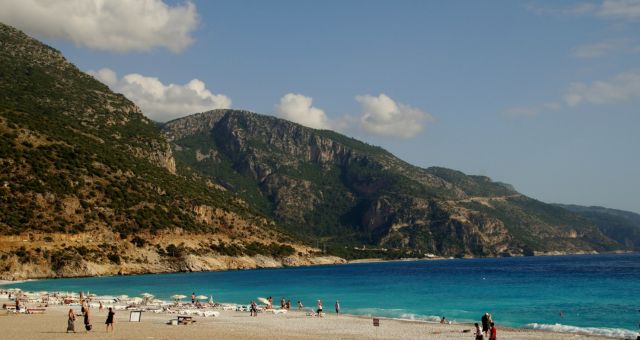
[1,0,639,213]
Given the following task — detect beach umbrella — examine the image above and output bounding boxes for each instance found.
[141,293,154,305]
[196,295,208,300]
[258,297,270,305]
[172,294,186,302]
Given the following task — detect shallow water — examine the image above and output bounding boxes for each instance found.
[6,253,640,337]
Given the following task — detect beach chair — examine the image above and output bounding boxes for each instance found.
[26,308,46,314]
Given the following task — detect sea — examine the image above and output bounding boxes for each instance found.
[4,253,639,338]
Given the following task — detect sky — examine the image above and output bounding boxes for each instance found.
[0,0,638,213]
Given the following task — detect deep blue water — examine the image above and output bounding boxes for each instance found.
[5,253,640,337]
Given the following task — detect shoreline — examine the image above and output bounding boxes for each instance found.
[1,250,635,283]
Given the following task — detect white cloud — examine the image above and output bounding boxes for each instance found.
[527,0,640,20]
[275,93,331,129]
[572,41,618,58]
[89,68,231,122]
[0,0,198,52]
[599,0,640,19]
[571,39,640,58]
[563,70,640,106]
[356,94,433,138]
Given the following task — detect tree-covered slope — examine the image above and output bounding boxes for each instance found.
[0,22,338,280]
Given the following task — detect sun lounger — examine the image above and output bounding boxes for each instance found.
[265,309,288,315]
[26,308,46,314]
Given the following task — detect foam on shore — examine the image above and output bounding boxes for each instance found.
[526,323,638,338]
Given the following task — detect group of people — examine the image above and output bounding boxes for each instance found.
[66,299,115,333]
[473,313,497,340]
[248,297,340,317]
[316,299,340,317]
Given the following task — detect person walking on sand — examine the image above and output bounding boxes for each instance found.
[298,300,303,310]
[83,305,92,332]
[105,307,115,332]
[474,322,483,340]
[99,301,104,312]
[489,322,497,340]
[191,292,196,304]
[268,296,273,309]
[67,309,76,333]
[316,300,323,317]
[280,297,285,309]
[335,300,340,315]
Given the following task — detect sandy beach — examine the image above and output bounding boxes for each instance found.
[0,298,619,340]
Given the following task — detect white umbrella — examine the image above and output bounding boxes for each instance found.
[172,294,187,301]
[196,295,208,300]
[258,297,270,305]
[141,293,154,305]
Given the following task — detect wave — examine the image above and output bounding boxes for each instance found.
[526,323,638,338]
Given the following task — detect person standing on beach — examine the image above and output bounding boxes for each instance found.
[316,300,323,317]
[489,322,497,340]
[83,305,92,332]
[250,301,257,317]
[268,296,273,309]
[335,300,340,315]
[481,313,489,336]
[99,301,104,312]
[105,307,115,332]
[280,298,285,309]
[67,309,76,333]
[191,293,196,304]
[298,300,303,310]
[474,322,483,340]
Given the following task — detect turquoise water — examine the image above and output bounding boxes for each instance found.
[5,253,640,337]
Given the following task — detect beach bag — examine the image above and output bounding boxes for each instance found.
[85,324,92,331]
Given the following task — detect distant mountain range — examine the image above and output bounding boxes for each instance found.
[0,22,637,279]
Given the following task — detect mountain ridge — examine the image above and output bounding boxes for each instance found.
[162,109,624,258]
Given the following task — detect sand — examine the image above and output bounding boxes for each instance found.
[0,299,618,340]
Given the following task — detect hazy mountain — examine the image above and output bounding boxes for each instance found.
[554,204,640,250]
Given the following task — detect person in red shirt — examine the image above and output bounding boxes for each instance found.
[489,322,497,340]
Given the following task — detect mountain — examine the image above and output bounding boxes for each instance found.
[0,23,341,280]
[163,110,622,259]
[554,204,640,250]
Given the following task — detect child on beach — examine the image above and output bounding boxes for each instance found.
[489,322,497,340]
[105,307,115,332]
[474,322,483,340]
